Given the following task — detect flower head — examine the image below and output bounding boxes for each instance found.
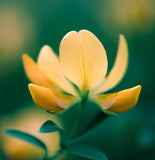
[23,30,141,113]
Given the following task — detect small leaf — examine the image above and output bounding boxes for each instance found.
[5,129,47,152]
[66,145,108,160]
[39,120,63,134]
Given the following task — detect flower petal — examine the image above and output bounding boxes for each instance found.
[60,30,108,91]
[28,83,63,111]
[22,54,51,88]
[95,35,128,94]
[37,45,76,95]
[54,92,77,109]
[97,85,141,112]
[37,45,59,81]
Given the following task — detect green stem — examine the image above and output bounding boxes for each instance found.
[69,102,83,137]
[64,91,89,145]
[61,102,83,146]
[42,150,48,160]
[49,148,64,160]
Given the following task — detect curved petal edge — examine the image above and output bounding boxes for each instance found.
[28,83,63,111]
[95,35,128,94]
[97,85,142,113]
[22,54,51,88]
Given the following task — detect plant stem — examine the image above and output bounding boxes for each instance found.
[49,148,64,160]
[66,91,89,143]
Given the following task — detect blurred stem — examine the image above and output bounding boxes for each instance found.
[66,102,83,141]
[49,148,64,160]
[43,151,48,160]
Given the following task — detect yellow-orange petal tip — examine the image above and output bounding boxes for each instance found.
[22,54,30,63]
[28,83,63,111]
[109,85,142,113]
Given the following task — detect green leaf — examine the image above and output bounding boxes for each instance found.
[5,129,47,153]
[66,145,108,160]
[39,120,63,134]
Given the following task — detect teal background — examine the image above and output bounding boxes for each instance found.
[0,0,155,159]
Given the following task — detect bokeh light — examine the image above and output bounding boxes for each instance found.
[97,0,155,38]
[0,1,37,76]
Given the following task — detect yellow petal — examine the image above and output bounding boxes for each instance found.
[60,30,108,91]
[95,35,128,94]
[28,83,63,111]
[97,85,141,112]
[37,45,76,95]
[54,92,77,108]
[96,93,117,110]
[22,54,51,88]
[37,45,59,81]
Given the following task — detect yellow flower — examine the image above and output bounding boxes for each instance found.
[22,30,141,113]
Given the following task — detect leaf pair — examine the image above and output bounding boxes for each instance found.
[5,120,62,159]
[5,120,108,160]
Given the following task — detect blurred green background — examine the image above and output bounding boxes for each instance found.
[0,0,155,159]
